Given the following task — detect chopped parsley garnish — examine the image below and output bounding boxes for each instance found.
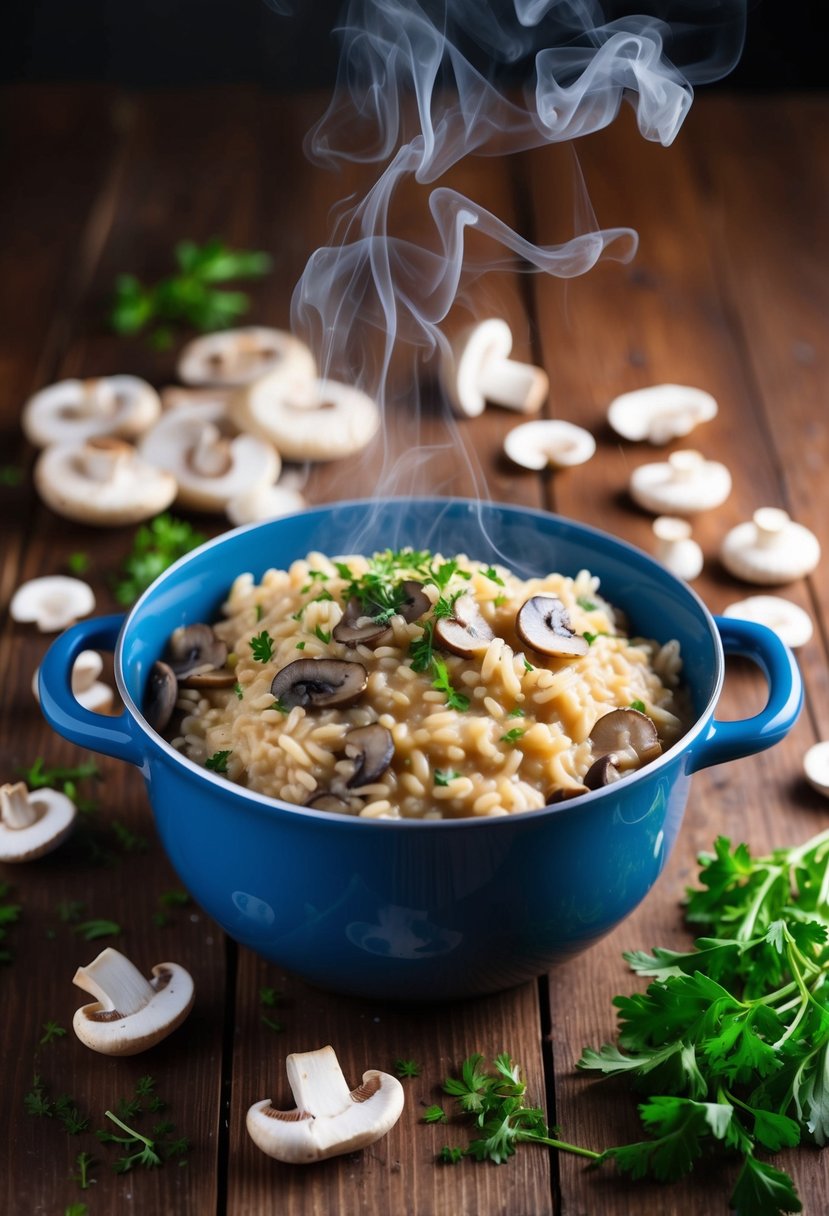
[481,565,505,586]
[314,625,331,644]
[434,769,461,787]
[270,700,290,714]
[409,621,435,673]
[431,659,470,712]
[296,641,306,650]
[250,630,275,663]
[577,595,598,612]
[583,632,598,646]
[507,707,525,718]
[433,591,463,619]
[255,603,263,622]
[500,728,525,744]
[522,658,534,672]
[205,750,231,773]
[629,699,646,713]
[233,682,244,699]
[112,514,205,606]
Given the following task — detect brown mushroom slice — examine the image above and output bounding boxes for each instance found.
[344,724,394,788]
[144,661,178,733]
[584,753,623,790]
[332,599,393,647]
[588,708,662,767]
[398,581,430,623]
[515,596,589,658]
[166,624,228,679]
[547,785,590,804]
[177,667,238,690]
[271,659,367,709]
[433,593,495,657]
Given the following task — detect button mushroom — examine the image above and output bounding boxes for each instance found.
[177,327,317,387]
[804,742,829,800]
[584,753,623,789]
[720,508,821,585]
[515,596,589,658]
[72,946,194,1056]
[608,384,718,445]
[652,516,704,582]
[231,375,380,461]
[433,594,494,657]
[344,724,394,787]
[22,376,162,448]
[442,319,549,417]
[0,781,76,862]
[246,1044,404,1164]
[630,449,732,515]
[271,659,368,709]
[225,483,308,527]
[165,624,228,680]
[334,581,430,647]
[32,649,113,714]
[504,419,596,470]
[143,661,179,734]
[10,575,95,633]
[34,437,178,526]
[723,595,813,650]
[138,403,279,514]
[589,708,662,768]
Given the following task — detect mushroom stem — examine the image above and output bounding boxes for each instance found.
[667,449,704,480]
[80,437,133,482]
[78,378,117,418]
[479,357,548,414]
[286,1047,355,1117]
[754,507,790,548]
[189,423,232,477]
[0,782,38,830]
[73,947,157,1017]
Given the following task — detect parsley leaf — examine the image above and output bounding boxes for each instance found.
[40,1020,67,1045]
[112,514,205,606]
[431,658,470,712]
[434,769,461,787]
[395,1059,421,1079]
[500,728,525,745]
[205,750,231,773]
[250,631,275,663]
[72,919,121,941]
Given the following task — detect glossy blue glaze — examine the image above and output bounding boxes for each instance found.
[38,500,803,1000]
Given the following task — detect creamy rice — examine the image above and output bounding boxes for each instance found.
[172,550,686,819]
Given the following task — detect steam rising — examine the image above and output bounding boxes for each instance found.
[289,0,745,491]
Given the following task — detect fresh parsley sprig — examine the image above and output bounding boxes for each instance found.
[110,238,272,343]
[113,514,205,606]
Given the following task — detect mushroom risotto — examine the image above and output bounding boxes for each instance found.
[153,549,687,819]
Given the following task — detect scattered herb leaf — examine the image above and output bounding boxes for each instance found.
[205,750,232,773]
[314,625,332,644]
[395,1059,422,1079]
[112,514,205,606]
[481,565,505,586]
[434,769,461,787]
[233,682,244,700]
[431,658,470,712]
[423,1104,448,1123]
[72,919,121,941]
[66,551,90,575]
[630,699,647,713]
[577,596,597,612]
[40,1020,67,1045]
[500,728,525,745]
[250,630,275,663]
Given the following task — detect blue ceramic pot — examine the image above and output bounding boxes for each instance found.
[39,500,802,1000]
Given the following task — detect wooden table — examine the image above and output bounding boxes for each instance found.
[1,85,827,1215]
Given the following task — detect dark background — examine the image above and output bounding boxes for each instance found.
[2,0,824,90]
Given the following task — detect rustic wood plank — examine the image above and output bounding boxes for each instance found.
[225,92,555,1216]
[520,97,829,1213]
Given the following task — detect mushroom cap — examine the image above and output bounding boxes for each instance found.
[804,741,829,799]
[584,752,623,790]
[344,724,395,788]
[630,449,732,514]
[143,661,179,734]
[442,319,549,417]
[10,575,96,633]
[34,437,178,526]
[72,951,195,1056]
[589,708,661,768]
[225,484,307,527]
[0,783,77,862]
[271,659,368,709]
[138,403,279,513]
[608,384,718,444]
[722,595,813,649]
[515,596,589,658]
[231,375,380,461]
[652,516,704,581]
[22,376,161,448]
[720,508,821,585]
[177,327,316,388]
[166,624,228,679]
[433,594,495,657]
[246,1045,404,1164]
[504,419,596,471]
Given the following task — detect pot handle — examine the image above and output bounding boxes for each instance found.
[688,615,803,773]
[38,614,145,769]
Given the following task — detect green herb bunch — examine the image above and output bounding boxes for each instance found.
[110,238,272,345]
[578,829,829,1215]
[113,514,205,606]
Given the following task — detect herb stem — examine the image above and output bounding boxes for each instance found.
[519,1133,602,1160]
[104,1109,154,1150]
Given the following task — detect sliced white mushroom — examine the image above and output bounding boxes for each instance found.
[226,483,307,526]
[177,327,316,387]
[442,319,548,417]
[10,575,96,632]
[32,649,114,712]
[72,946,194,1056]
[246,1044,404,1163]
[804,742,829,800]
[138,402,279,513]
[652,516,704,581]
[630,449,732,515]
[22,376,161,448]
[231,376,380,461]
[0,781,76,862]
[608,384,718,445]
[722,596,813,649]
[34,437,177,526]
[504,419,596,470]
[720,508,821,585]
